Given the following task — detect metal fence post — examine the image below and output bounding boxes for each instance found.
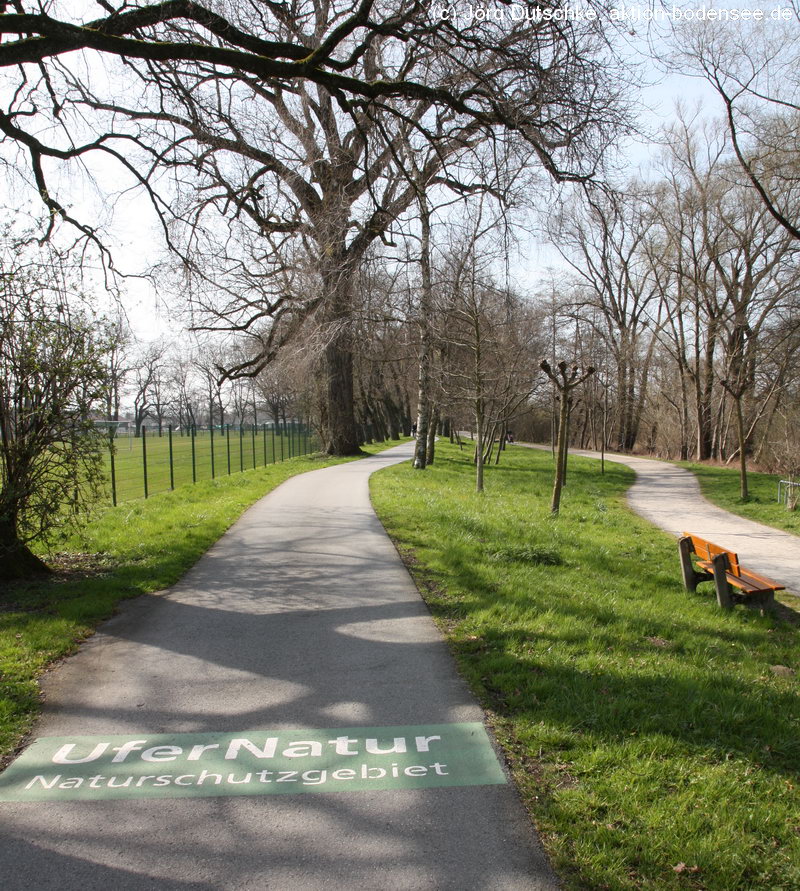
[109,425,117,507]
[210,425,215,479]
[191,425,197,483]
[251,424,256,469]
[271,423,276,463]
[280,422,285,461]
[239,424,244,472]
[142,426,149,499]
[226,424,231,475]
[263,422,267,466]
[168,425,175,490]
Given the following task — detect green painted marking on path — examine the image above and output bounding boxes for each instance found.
[0,723,506,802]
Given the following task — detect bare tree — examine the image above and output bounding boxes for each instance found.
[168,350,202,433]
[677,11,800,240]
[549,187,665,452]
[412,179,437,469]
[435,208,540,492]
[130,340,167,436]
[350,252,414,443]
[193,343,231,429]
[710,191,800,498]
[101,312,133,423]
[1,1,628,225]
[1,1,629,454]
[651,113,740,460]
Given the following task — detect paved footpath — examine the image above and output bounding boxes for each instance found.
[543,446,799,596]
[0,443,557,890]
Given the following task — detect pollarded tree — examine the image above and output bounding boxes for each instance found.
[540,360,596,514]
[0,240,110,582]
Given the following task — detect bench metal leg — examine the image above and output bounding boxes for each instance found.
[711,553,733,609]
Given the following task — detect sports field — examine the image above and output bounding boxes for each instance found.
[106,424,314,503]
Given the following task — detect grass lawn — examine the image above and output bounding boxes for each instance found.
[680,463,800,537]
[0,439,405,768]
[370,442,800,890]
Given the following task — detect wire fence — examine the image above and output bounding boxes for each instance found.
[106,422,317,505]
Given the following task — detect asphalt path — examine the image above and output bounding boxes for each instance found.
[527,444,799,597]
[0,442,557,890]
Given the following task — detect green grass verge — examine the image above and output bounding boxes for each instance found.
[370,442,800,890]
[0,439,406,766]
[680,463,800,537]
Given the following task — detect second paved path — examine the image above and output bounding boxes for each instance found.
[0,443,556,890]
[551,446,800,596]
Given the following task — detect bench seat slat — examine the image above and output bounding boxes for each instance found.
[694,560,784,594]
[737,568,785,592]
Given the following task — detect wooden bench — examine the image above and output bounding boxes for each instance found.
[678,533,783,614]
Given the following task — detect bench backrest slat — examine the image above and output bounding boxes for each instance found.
[682,532,741,577]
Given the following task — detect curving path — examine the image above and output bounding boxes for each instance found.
[0,442,557,890]
[535,445,799,597]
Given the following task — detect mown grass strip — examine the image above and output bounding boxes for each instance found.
[680,462,800,537]
[0,440,404,766]
[370,442,800,890]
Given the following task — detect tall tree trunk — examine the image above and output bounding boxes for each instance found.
[679,368,690,461]
[483,422,497,465]
[414,190,434,469]
[475,400,485,493]
[495,422,507,465]
[616,358,632,451]
[696,331,716,460]
[561,396,573,487]
[324,342,360,455]
[551,390,570,514]
[321,265,361,456]
[734,394,749,499]
[426,405,439,466]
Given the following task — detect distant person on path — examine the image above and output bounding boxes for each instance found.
[411,422,418,436]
